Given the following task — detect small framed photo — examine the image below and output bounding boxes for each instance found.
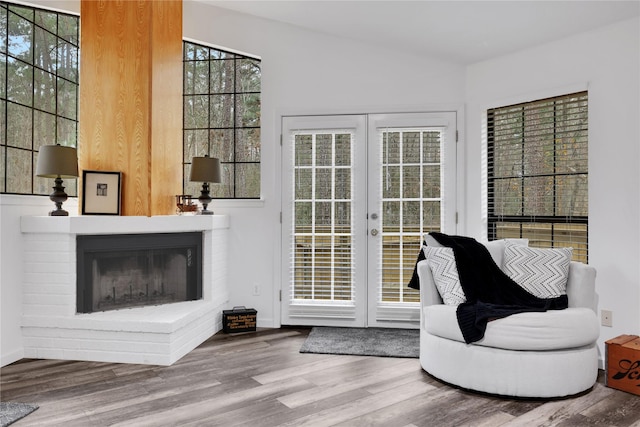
[82,170,122,215]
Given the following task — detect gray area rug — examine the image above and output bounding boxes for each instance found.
[300,327,419,358]
[0,402,39,427]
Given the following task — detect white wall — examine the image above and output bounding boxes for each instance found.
[182,1,466,328]
[465,17,640,359]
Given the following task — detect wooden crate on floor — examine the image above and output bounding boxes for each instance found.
[605,334,640,396]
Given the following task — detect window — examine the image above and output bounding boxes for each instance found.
[183,41,261,199]
[0,2,79,195]
[487,92,588,262]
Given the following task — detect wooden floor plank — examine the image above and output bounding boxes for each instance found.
[578,388,640,427]
[1,328,639,427]
[498,383,616,427]
[401,388,500,427]
[472,411,517,427]
[111,377,313,426]
[249,388,374,427]
[281,379,435,427]
[252,354,368,385]
[331,385,458,427]
[181,398,291,427]
[277,358,418,409]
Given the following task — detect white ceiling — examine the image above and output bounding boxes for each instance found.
[198,0,640,64]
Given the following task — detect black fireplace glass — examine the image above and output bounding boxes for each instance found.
[76,232,203,313]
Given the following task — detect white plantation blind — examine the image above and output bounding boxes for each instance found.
[487,92,588,262]
[288,130,357,319]
[373,127,447,321]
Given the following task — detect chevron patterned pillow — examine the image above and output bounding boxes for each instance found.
[502,241,572,298]
[423,245,466,305]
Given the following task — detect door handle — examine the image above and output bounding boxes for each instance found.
[370,229,379,236]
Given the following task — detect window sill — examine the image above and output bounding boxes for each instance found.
[209,198,266,209]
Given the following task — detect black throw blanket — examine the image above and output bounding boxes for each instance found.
[408,232,568,343]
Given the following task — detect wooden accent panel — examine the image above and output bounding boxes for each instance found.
[79,0,182,216]
[150,0,183,216]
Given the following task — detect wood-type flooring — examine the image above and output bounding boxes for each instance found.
[1,328,639,426]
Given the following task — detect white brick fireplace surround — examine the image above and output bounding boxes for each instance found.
[20,215,229,366]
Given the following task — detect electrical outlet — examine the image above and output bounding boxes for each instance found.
[252,283,261,296]
[601,309,613,327]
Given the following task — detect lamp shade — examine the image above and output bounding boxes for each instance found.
[36,144,79,178]
[190,155,222,183]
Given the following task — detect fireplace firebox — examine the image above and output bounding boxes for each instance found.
[76,232,203,313]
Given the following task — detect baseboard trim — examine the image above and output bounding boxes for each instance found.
[1,348,24,368]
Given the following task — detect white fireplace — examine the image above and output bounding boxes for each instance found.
[20,215,229,365]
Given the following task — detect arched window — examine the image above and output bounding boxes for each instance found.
[183,41,261,199]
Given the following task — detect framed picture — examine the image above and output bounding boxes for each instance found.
[82,170,122,215]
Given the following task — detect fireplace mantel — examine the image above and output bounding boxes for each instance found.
[21,214,228,235]
[20,215,229,365]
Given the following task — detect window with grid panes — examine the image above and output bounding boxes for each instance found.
[0,2,79,195]
[183,41,261,199]
[487,92,588,262]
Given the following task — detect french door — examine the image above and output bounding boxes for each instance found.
[281,112,457,327]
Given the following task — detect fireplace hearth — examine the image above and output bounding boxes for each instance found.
[77,232,203,313]
[21,214,229,365]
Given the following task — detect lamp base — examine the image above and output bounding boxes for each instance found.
[198,182,214,216]
[50,208,69,216]
[49,176,69,216]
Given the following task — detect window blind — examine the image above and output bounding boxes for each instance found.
[373,127,445,321]
[487,92,588,262]
[288,130,357,319]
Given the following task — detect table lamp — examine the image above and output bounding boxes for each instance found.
[36,144,79,216]
[189,155,222,215]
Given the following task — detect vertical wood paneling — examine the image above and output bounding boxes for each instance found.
[150,0,183,216]
[79,0,182,216]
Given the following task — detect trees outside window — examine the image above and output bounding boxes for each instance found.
[487,92,588,262]
[0,2,79,195]
[183,41,261,199]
